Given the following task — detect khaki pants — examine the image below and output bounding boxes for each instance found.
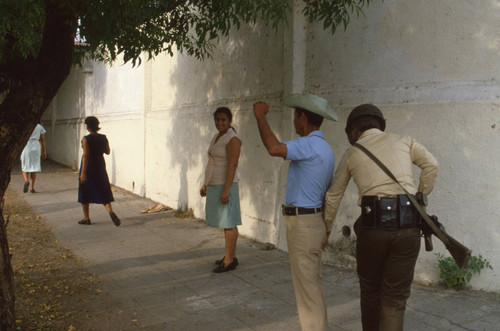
[285,213,327,331]
[355,223,421,331]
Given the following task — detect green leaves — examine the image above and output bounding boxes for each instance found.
[74,0,291,65]
[1,0,373,68]
[436,253,492,290]
[302,0,371,34]
[0,0,45,65]
[75,0,372,65]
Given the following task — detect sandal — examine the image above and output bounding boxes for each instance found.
[213,259,238,273]
[78,219,91,225]
[109,212,121,226]
[215,257,238,266]
[23,181,29,193]
[140,203,172,214]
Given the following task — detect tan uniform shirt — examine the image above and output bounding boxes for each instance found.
[324,129,438,232]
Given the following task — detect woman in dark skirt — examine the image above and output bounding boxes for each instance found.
[78,116,120,226]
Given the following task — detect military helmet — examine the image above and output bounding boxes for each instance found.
[345,104,386,132]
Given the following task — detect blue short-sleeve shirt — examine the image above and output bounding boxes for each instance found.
[283,130,335,208]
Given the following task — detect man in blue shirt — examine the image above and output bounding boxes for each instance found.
[253,93,338,331]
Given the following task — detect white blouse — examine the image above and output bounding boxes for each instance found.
[204,129,239,185]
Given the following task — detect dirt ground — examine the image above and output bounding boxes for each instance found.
[3,185,134,330]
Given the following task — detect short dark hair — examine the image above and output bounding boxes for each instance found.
[85,116,100,132]
[295,107,324,128]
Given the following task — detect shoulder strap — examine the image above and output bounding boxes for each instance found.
[353,142,450,245]
[353,143,399,183]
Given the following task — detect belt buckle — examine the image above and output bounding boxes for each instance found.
[282,205,291,216]
[282,205,298,216]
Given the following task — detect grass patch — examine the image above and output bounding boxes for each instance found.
[173,205,195,218]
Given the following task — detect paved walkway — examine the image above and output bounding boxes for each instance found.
[9,160,500,330]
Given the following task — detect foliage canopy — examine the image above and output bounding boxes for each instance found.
[1,0,371,70]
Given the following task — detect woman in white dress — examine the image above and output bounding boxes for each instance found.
[21,124,47,193]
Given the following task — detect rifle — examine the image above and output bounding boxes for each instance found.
[415,192,434,251]
[415,193,471,268]
[354,143,472,269]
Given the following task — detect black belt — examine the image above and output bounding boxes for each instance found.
[282,205,322,216]
[360,195,420,230]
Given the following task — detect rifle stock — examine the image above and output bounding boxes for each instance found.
[424,215,471,269]
[442,229,471,269]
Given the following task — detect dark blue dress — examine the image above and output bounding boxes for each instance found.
[78,134,114,204]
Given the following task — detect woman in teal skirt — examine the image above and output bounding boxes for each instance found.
[200,107,242,273]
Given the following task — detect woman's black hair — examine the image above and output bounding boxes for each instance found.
[213,107,233,121]
[85,116,101,132]
[213,107,236,132]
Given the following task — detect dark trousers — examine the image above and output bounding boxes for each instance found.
[355,221,421,331]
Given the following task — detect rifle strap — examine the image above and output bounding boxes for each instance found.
[353,143,451,247]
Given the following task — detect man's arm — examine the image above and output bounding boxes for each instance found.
[321,153,352,251]
[410,139,438,195]
[253,102,287,158]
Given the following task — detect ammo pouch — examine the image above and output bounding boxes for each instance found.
[360,195,420,230]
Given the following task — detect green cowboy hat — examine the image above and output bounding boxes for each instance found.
[283,93,339,122]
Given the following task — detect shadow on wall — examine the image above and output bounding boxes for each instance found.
[146,22,285,236]
[111,149,116,184]
[42,61,110,172]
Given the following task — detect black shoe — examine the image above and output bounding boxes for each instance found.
[30,189,37,193]
[78,219,91,225]
[109,212,121,226]
[23,181,29,193]
[215,256,238,266]
[212,259,238,273]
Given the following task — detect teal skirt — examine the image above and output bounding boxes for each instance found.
[206,183,241,229]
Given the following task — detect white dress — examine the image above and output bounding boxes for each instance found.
[21,124,46,172]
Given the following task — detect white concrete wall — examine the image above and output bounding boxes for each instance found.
[43,23,289,249]
[307,0,500,290]
[43,0,499,291]
[44,60,146,193]
[142,23,287,247]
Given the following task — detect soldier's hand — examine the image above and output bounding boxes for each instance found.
[253,101,269,118]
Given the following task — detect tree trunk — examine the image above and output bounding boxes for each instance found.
[0,209,15,329]
[0,2,77,329]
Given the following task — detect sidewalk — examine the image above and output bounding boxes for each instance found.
[9,160,500,330]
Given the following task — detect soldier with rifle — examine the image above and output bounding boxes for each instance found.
[323,104,439,331]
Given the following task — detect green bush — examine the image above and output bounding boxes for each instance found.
[436,253,492,290]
